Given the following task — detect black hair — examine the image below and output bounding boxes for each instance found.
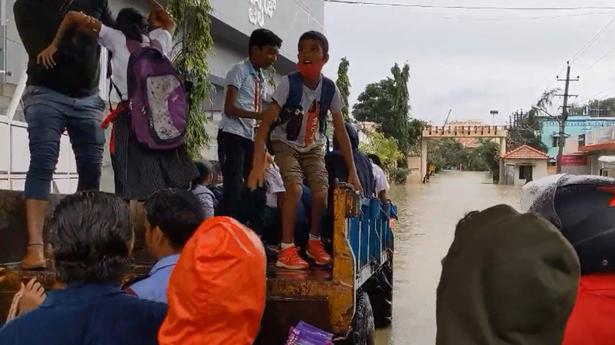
[299,31,329,56]
[193,160,213,188]
[115,8,148,42]
[368,154,383,168]
[249,28,283,55]
[145,189,204,249]
[50,192,133,284]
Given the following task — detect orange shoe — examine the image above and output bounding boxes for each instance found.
[306,240,332,266]
[276,246,309,270]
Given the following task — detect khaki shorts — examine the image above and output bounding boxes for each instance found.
[271,141,329,192]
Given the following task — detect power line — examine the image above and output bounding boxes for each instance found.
[324,0,615,11]
[569,15,615,64]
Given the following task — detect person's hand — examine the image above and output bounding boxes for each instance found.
[37,45,58,69]
[247,153,268,190]
[348,171,363,194]
[18,278,46,315]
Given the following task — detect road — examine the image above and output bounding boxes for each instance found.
[376,170,521,345]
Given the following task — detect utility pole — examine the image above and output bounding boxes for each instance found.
[555,62,579,173]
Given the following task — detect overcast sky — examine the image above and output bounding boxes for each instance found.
[321,0,615,125]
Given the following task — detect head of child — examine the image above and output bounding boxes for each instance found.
[115,8,149,42]
[144,189,205,260]
[368,154,383,168]
[297,31,329,82]
[50,192,134,285]
[249,28,282,69]
[193,160,213,187]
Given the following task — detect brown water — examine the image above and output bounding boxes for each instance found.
[375,170,521,345]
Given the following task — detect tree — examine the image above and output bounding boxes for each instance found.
[169,0,214,158]
[359,131,403,173]
[475,139,501,181]
[353,63,419,157]
[336,57,351,120]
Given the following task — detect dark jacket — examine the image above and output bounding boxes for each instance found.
[436,204,580,345]
[0,283,167,345]
[326,123,376,197]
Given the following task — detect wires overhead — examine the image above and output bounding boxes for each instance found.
[569,15,615,65]
[324,0,615,11]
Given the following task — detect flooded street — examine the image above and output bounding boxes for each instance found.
[376,170,521,345]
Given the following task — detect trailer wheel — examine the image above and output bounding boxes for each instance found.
[370,261,393,328]
[338,291,375,345]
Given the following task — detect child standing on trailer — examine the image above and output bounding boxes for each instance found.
[249,31,362,270]
[37,0,195,201]
[217,29,282,221]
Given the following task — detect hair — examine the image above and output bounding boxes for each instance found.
[50,192,133,284]
[368,154,383,168]
[193,160,213,188]
[145,189,204,249]
[299,31,329,56]
[249,28,282,55]
[115,8,148,42]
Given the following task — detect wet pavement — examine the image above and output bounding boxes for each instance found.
[376,170,521,345]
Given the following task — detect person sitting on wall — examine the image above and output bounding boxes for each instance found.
[125,189,204,304]
[0,192,167,345]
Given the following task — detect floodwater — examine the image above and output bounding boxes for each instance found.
[375,170,521,345]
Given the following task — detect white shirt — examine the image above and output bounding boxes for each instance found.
[265,163,285,208]
[98,25,173,100]
[372,163,389,194]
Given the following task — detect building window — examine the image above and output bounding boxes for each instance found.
[519,165,533,181]
[551,136,565,148]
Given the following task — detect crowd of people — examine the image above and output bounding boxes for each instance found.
[2,0,390,343]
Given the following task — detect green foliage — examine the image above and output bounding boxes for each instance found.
[353,63,420,156]
[428,139,499,174]
[169,0,214,158]
[359,131,403,173]
[392,167,409,185]
[336,57,351,120]
[508,109,548,153]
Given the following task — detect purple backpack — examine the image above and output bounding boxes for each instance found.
[125,38,187,150]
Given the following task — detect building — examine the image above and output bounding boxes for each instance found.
[0,0,325,193]
[500,145,549,185]
[539,116,615,165]
[578,125,615,176]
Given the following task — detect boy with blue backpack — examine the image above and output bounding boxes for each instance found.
[249,31,362,270]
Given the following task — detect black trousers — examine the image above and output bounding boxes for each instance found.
[217,130,257,222]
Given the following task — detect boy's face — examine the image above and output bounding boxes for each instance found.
[252,45,279,69]
[298,39,328,66]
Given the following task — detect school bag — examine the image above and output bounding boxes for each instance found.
[110,38,188,150]
[269,72,336,146]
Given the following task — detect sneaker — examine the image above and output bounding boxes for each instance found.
[306,240,332,266]
[276,246,309,270]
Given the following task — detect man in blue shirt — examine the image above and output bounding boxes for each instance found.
[127,188,204,303]
[0,192,166,345]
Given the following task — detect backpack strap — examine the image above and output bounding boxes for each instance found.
[319,76,336,134]
[283,72,304,110]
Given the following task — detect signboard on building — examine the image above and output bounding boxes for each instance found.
[559,154,588,166]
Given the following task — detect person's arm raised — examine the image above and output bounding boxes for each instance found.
[146,0,175,33]
[36,11,101,69]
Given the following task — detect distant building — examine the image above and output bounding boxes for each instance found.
[500,145,549,185]
[578,125,615,176]
[539,116,615,165]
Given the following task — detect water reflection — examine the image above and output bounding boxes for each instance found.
[376,171,521,345]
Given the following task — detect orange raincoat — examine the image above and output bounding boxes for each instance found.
[158,217,266,345]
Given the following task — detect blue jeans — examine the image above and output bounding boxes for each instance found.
[22,86,105,199]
